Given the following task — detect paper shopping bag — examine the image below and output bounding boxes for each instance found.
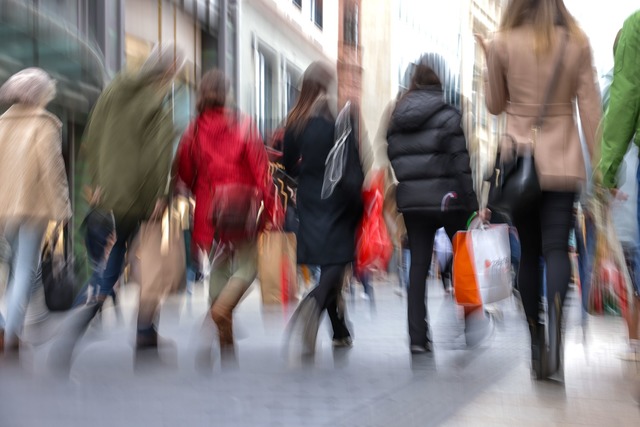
[258,232,298,305]
[453,224,512,306]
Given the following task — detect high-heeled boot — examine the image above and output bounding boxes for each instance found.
[545,292,564,381]
[528,317,545,380]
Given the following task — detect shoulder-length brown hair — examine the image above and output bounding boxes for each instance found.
[197,69,229,114]
[499,0,585,54]
[286,61,335,135]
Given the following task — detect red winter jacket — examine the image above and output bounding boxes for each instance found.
[177,108,276,253]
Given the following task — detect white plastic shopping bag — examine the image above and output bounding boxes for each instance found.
[469,224,512,304]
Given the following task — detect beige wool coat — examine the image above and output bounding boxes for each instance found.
[484,26,602,191]
[0,104,71,222]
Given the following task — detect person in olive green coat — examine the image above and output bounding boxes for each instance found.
[82,43,184,343]
[598,10,640,360]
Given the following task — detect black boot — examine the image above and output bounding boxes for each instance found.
[528,317,546,380]
[545,292,564,381]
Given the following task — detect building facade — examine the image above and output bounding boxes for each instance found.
[0,0,125,279]
[237,0,338,139]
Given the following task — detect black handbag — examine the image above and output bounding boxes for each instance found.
[488,33,568,216]
[41,225,75,311]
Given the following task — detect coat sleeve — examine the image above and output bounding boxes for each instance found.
[176,121,197,190]
[576,37,602,169]
[484,35,509,115]
[38,120,72,220]
[599,12,640,188]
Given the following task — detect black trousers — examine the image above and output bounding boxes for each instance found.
[404,212,469,346]
[308,263,350,339]
[513,191,575,323]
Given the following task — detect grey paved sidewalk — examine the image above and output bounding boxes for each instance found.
[1,279,638,427]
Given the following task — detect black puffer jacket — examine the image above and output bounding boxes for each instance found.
[387,87,478,214]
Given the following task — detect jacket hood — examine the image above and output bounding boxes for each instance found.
[389,88,448,133]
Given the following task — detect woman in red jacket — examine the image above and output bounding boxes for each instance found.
[177,69,276,350]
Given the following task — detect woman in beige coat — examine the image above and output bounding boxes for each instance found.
[478,0,601,380]
[0,68,71,352]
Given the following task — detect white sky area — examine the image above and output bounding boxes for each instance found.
[565,0,638,75]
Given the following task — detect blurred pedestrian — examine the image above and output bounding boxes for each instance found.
[599,11,640,361]
[0,68,71,353]
[47,44,184,366]
[176,69,276,351]
[479,0,601,379]
[283,62,364,353]
[386,55,479,353]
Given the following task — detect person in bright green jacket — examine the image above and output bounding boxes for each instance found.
[599,11,640,188]
[598,10,640,361]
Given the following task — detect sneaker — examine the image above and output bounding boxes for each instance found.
[465,312,494,348]
[332,337,353,348]
[410,342,433,354]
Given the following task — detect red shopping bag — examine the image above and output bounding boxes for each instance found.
[355,172,392,275]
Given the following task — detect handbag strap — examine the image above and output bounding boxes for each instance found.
[533,31,569,130]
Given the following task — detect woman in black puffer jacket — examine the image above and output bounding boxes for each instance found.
[387,55,481,353]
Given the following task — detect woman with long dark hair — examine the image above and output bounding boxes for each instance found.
[479,0,601,379]
[283,62,364,354]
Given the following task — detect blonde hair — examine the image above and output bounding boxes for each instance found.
[0,68,56,107]
[499,0,585,54]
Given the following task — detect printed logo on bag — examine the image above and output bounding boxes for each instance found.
[484,257,510,272]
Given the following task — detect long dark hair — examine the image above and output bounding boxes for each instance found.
[286,61,334,135]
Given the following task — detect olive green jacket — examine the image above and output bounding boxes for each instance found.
[599,10,640,188]
[83,73,174,221]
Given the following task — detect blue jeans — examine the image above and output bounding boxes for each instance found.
[0,219,47,341]
[99,218,138,297]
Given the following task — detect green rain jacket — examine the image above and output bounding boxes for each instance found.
[83,72,175,222]
[599,10,640,188]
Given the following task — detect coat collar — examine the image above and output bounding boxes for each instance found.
[1,104,62,128]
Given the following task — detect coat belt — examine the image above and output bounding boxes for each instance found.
[506,102,573,117]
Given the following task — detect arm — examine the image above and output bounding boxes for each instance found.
[484,35,509,115]
[576,38,602,167]
[599,15,640,188]
[176,121,197,190]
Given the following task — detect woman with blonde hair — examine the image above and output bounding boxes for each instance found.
[478,0,601,380]
[0,68,71,352]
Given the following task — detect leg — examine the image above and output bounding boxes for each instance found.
[210,241,258,347]
[308,264,350,340]
[403,214,437,350]
[98,218,136,299]
[513,203,543,323]
[4,220,47,346]
[540,192,575,312]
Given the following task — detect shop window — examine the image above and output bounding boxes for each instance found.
[311,0,323,29]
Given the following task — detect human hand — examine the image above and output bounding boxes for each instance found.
[150,198,167,221]
[610,188,628,201]
[478,208,492,223]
